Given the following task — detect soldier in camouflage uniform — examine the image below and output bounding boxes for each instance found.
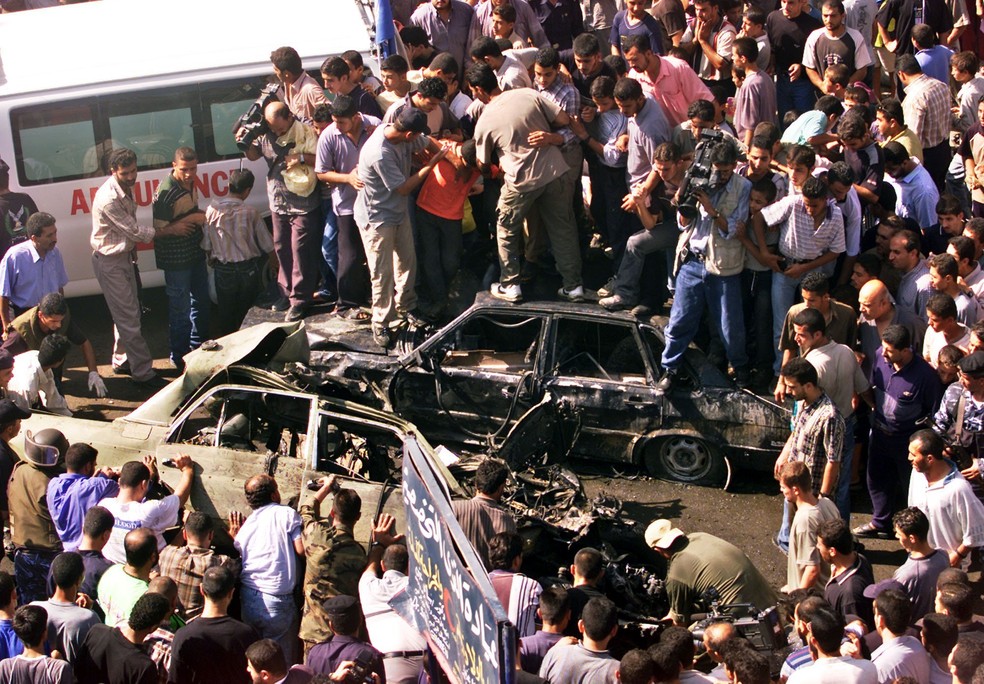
[299,475,368,657]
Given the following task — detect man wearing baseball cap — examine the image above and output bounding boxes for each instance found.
[354,107,447,348]
[644,519,777,624]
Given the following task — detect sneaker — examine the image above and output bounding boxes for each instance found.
[589,233,607,251]
[372,325,391,348]
[557,285,585,302]
[269,297,290,313]
[733,368,751,390]
[285,304,308,322]
[852,522,891,539]
[631,304,654,319]
[597,277,616,298]
[490,282,522,303]
[599,294,632,311]
[401,309,430,328]
[656,370,679,393]
[112,361,131,376]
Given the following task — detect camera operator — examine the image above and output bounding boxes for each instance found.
[654,138,753,392]
[306,595,385,683]
[644,519,778,625]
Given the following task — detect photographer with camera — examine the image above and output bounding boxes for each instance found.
[654,137,753,392]
[644,519,777,626]
[241,101,323,323]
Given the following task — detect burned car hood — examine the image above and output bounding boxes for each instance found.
[127,321,309,426]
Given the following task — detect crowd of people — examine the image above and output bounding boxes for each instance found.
[2,0,984,682]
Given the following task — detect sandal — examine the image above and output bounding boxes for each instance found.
[852,522,891,539]
[336,307,371,323]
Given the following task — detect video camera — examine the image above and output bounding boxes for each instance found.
[345,654,376,684]
[676,129,727,220]
[689,588,784,654]
[235,83,280,151]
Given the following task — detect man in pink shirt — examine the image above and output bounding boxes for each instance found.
[622,33,713,126]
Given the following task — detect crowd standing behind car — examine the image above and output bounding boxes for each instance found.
[3,0,984,681]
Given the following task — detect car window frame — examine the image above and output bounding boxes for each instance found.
[547,314,659,386]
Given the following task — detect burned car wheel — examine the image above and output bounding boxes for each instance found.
[645,435,726,486]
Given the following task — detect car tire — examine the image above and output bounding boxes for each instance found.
[644,435,726,486]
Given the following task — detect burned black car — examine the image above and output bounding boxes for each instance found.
[307,297,791,486]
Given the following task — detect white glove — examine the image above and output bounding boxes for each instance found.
[88,371,108,398]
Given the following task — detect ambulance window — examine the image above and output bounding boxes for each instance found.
[201,77,273,159]
[11,103,98,185]
[106,93,196,170]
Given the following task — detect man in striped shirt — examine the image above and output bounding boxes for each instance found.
[487,531,542,637]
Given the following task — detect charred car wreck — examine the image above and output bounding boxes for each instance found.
[303,296,791,487]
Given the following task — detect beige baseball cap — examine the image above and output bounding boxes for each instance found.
[644,519,685,550]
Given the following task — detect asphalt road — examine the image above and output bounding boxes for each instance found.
[55,285,921,594]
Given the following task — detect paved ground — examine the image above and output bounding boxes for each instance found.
[57,284,918,594]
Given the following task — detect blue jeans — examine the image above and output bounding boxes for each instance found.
[164,258,210,366]
[777,498,791,554]
[661,258,747,372]
[776,71,817,121]
[836,413,856,522]
[241,585,298,665]
[320,198,338,298]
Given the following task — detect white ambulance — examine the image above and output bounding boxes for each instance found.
[0,0,377,296]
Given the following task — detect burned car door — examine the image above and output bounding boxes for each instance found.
[390,310,548,445]
[541,316,662,464]
[157,384,316,522]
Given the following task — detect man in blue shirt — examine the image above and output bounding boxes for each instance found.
[0,212,67,334]
[856,324,942,538]
[47,444,119,553]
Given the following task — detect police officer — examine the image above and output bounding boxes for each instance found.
[306,595,386,681]
[8,428,68,604]
[932,350,984,481]
[299,475,368,656]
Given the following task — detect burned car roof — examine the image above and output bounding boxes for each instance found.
[304,297,791,488]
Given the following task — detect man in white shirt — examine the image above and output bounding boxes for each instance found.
[907,429,984,569]
[8,334,71,417]
[358,515,425,684]
[97,455,195,565]
[788,605,878,683]
[228,474,304,665]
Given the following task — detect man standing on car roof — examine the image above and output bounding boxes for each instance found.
[271,46,328,125]
[91,148,199,388]
[152,148,208,375]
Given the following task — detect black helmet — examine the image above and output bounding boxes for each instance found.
[24,429,68,468]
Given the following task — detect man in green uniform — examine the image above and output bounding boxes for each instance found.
[8,428,68,604]
[645,519,778,625]
[299,475,367,657]
[2,292,105,397]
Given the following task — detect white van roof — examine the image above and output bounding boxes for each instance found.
[0,0,375,97]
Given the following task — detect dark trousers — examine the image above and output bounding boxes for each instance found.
[271,209,324,308]
[213,259,264,337]
[14,548,57,605]
[741,268,773,372]
[923,141,950,192]
[867,429,914,530]
[589,162,631,262]
[416,208,462,313]
[335,214,370,312]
